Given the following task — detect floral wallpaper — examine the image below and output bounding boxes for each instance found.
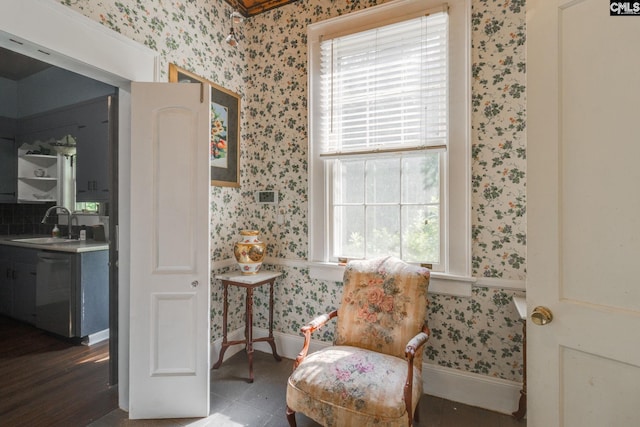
[59,0,527,383]
[471,0,527,281]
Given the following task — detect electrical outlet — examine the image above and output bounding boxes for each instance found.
[255,190,278,205]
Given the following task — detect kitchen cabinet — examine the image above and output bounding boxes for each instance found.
[0,243,108,337]
[0,117,17,203]
[36,249,108,338]
[12,248,38,324]
[0,247,12,315]
[0,138,17,202]
[5,96,112,204]
[75,250,109,336]
[75,96,111,202]
[17,107,77,143]
[0,246,38,324]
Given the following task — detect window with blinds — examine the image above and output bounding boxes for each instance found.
[308,0,470,277]
[319,10,448,158]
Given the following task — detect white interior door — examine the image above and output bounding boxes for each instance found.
[129,82,211,419]
[527,1,640,425]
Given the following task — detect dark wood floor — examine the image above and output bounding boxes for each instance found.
[0,315,117,426]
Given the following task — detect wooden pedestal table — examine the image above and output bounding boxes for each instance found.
[212,270,282,383]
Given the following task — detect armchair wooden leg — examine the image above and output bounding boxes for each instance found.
[286,405,297,427]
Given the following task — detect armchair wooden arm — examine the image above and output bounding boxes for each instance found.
[292,309,338,370]
[403,323,430,425]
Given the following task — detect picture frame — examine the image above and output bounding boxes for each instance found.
[168,63,240,187]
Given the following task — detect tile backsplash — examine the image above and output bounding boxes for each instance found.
[0,202,55,236]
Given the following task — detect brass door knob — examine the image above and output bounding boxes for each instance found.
[531,306,553,325]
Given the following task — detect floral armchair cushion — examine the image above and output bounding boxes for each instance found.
[287,346,424,427]
[335,256,430,366]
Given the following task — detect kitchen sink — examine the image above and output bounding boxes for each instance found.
[11,237,77,244]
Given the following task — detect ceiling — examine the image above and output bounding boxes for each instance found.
[0,47,52,81]
[224,0,299,17]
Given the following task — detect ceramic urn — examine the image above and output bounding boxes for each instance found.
[233,230,266,274]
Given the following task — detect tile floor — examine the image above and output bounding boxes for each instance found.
[89,350,526,427]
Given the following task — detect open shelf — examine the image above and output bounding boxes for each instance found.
[17,153,59,203]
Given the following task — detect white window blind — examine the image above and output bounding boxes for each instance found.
[319,10,448,157]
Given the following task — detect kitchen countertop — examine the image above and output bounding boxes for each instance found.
[0,235,109,253]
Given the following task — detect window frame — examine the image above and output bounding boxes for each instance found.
[307,0,473,294]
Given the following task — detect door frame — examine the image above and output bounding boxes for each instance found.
[108,94,119,386]
[0,0,158,410]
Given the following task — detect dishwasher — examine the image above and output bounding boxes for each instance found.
[35,251,76,337]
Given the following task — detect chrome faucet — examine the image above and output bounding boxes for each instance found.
[41,206,72,239]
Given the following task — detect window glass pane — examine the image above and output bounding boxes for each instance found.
[366,157,400,204]
[75,202,100,213]
[366,205,400,258]
[402,153,440,204]
[402,205,440,263]
[334,160,364,204]
[334,205,365,258]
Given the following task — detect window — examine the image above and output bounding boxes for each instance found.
[308,0,471,280]
[75,202,101,213]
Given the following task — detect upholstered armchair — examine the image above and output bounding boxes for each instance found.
[286,256,431,427]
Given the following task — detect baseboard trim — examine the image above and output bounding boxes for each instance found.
[82,329,109,346]
[210,328,522,415]
[422,363,521,415]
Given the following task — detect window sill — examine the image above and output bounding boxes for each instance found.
[308,262,474,298]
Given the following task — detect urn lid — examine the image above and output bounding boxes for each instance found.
[240,229,259,236]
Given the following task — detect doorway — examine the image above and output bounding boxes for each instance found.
[0,47,118,379]
[1,0,158,410]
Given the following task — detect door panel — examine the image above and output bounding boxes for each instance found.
[559,0,640,312]
[151,293,197,375]
[153,107,198,272]
[562,347,640,426]
[527,0,640,425]
[129,82,210,419]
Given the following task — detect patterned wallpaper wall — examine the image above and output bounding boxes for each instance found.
[60,0,527,383]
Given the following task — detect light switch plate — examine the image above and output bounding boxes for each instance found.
[255,190,278,205]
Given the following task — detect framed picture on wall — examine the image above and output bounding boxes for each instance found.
[168,63,240,187]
